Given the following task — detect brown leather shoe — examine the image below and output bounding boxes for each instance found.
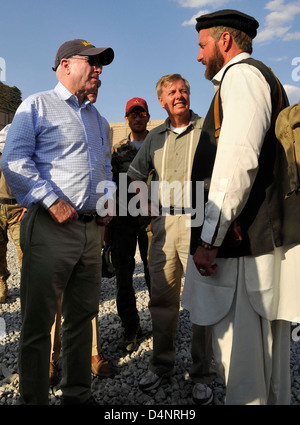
[91,353,114,378]
[49,361,59,386]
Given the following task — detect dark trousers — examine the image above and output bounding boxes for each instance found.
[111,216,150,332]
[19,205,102,404]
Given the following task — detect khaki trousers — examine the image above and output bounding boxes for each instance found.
[19,205,102,404]
[148,215,214,381]
[0,203,23,282]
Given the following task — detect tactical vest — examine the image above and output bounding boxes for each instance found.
[190,57,300,258]
[112,136,150,225]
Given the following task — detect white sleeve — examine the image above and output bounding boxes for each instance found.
[201,64,272,246]
[0,124,11,154]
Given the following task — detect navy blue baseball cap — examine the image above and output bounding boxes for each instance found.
[53,39,114,71]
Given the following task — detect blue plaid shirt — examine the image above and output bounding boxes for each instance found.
[1,82,113,211]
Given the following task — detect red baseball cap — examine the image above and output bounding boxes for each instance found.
[125,97,149,115]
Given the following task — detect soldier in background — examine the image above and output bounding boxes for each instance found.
[110,97,151,352]
[0,124,25,303]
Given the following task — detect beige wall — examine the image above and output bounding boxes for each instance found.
[110,119,164,146]
[1,116,164,142]
[1,108,164,146]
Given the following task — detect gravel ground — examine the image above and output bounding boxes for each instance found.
[1,237,300,406]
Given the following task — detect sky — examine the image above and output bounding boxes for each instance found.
[0,0,300,124]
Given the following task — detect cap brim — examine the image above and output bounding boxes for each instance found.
[80,47,114,65]
[127,105,148,114]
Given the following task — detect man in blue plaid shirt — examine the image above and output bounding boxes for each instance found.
[1,39,114,405]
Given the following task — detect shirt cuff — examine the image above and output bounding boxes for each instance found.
[201,220,222,247]
[40,192,59,209]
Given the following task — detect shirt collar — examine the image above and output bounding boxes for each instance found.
[160,110,201,133]
[54,82,92,107]
[54,82,75,101]
[212,52,251,92]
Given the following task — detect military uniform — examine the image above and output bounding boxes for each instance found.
[0,151,24,302]
[110,135,151,338]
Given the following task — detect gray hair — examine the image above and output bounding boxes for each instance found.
[156,74,191,98]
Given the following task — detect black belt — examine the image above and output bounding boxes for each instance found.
[0,198,18,205]
[77,212,98,223]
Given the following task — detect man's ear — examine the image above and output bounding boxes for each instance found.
[158,97,165,109]
[220,31,232,52]
[60,58,70,74]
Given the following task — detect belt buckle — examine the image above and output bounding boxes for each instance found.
[79,212,96,223]
[81,214,93,223]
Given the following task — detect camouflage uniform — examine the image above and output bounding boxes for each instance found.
[110,136,151,335]
[0,153,24,302]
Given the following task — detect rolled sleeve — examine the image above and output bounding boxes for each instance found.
[1,99,56,208]
[127,135,152,182]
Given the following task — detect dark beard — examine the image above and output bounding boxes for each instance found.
[204,43,224,81]
[132,126,146,134]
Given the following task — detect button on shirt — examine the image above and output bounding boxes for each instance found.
[1,82,113,211]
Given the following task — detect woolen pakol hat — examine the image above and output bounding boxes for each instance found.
[195,9,259,39]
[52,39,114,71]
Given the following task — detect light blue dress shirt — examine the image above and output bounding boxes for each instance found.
[1,82,113,211]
